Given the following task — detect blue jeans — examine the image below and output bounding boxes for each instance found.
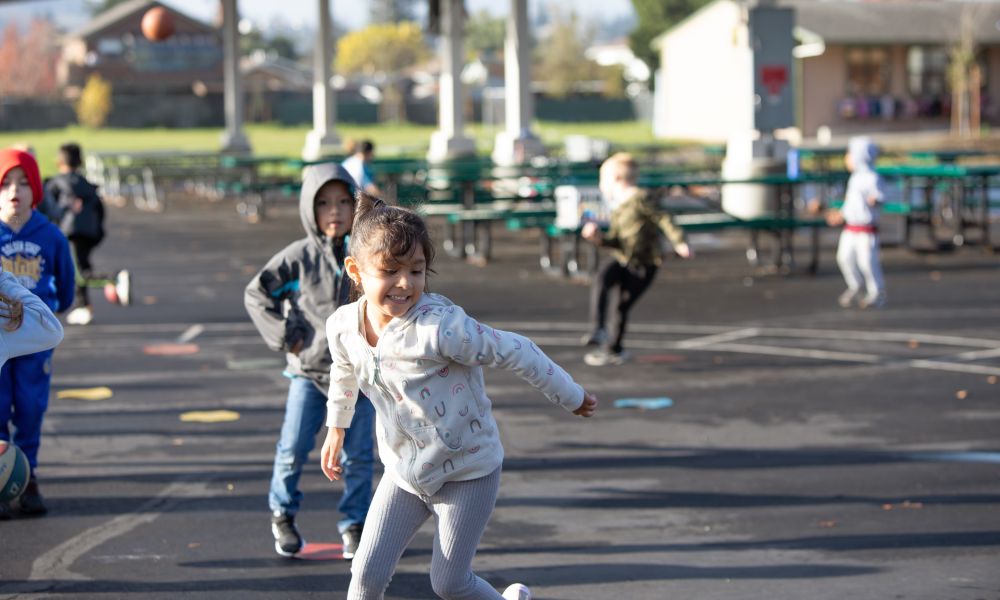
[269,376,375,533]
[0,350,54,470]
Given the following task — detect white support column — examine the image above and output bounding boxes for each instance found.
[220,0,251,153]
[303,0,340,160]
[492,0,544,166]
[428,0,475,162]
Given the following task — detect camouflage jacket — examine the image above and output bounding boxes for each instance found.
[601,189,686,268]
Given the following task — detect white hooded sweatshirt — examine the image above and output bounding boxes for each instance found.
[0,271,63,367]
[842,137,884,227]
[326,292,584,498]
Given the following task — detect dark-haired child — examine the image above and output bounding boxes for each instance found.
[320,194,598,600]
[245,163,375,559]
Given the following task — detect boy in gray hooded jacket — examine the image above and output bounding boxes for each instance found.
[244,163,374,559]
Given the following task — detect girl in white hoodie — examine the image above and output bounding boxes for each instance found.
[1,268,64,517]
[321,195,597,600]
[0,270,64,366]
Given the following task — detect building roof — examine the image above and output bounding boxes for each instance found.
[656,0,1000,48]
[789,0,1000,45]
[71,0,214,41]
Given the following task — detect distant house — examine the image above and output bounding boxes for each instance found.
[653,0,1000,141]
[58,0,224,127]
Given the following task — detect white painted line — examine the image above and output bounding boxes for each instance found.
[29,480,208,583]
[676,327,760,349]
[709,343,883,364]
[908,360,1000,377]
[176,324,204,344]
[760,327,1000,349]
[952,347,1000,361]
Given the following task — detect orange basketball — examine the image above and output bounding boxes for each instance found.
[141,7,176,42]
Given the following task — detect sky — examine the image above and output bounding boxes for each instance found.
[164,0,636,31]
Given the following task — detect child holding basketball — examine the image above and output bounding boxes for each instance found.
[320,194,598,600]
[0,147,75,517]
[1,266,64,519]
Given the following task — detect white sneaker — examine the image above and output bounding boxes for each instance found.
[584,349,629,367]
[858,293,886,310]
[502,583,532,600]
[66,306,93,326]
[837,289,859,308]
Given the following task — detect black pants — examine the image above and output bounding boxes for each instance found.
[70,237,100,308]
[589,259,658,353]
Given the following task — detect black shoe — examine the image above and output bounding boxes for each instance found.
[18,477,47,516]
[270,512,303,557]
[0,501,11,521]
[341,523,363,560]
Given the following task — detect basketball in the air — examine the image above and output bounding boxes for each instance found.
[0,443,31,503]
[141,7,176,42]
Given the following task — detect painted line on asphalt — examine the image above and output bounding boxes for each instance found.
[176,324,205,343]
[908,360,1000,377]
[676,327,760,349]
[27,479,209,585]
[708,342,884,364]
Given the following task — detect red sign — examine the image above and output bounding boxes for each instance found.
[761,65,788,97]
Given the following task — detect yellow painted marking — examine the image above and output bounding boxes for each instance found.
[57,387,113,401]
[179,410,241,423]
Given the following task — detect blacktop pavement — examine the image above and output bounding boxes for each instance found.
[1,194,999,599]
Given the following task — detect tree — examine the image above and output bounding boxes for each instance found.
[465,10,505,60]
[949,6,983,138]
[629,0,711,78]
[336,22,429,121]
[0,18,60,98]
[534,9,599,98]
[77,74,113,129]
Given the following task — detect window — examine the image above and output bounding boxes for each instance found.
[907,46,949,96]
[846,46,890,95]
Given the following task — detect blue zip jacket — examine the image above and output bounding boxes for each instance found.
[0,211,75,313]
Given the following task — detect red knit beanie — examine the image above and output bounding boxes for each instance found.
[0,148,44,208]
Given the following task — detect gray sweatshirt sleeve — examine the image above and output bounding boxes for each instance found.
[0,272,64,362]
[244,249,304,353]
[436,306,585,412]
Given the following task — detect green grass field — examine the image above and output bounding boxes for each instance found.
[0,121,665,178]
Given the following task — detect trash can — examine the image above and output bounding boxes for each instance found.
[721,155,786,220]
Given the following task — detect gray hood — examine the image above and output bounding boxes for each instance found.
[299,162,358,247]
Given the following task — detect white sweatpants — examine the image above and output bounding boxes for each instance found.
[836,230,885,300]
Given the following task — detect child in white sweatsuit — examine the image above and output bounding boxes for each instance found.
[832,136,886,309]
[320,195,598,600]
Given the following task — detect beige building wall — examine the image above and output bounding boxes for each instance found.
[658,0,753,142]
[988,47,1000,122]
[799,46,844,136]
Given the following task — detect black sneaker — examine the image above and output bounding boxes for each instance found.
[341,523,363,560]
[270,512,303,557]
[0,501,11,521]
[17,477,47,516]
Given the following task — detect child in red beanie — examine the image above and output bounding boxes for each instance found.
[0,147,75,519]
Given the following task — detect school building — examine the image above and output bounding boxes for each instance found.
[652,0,1000,142]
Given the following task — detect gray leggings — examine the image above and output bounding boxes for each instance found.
[348,467,503,600]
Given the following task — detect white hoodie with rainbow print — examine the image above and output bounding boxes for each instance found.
[326,292,585,498]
